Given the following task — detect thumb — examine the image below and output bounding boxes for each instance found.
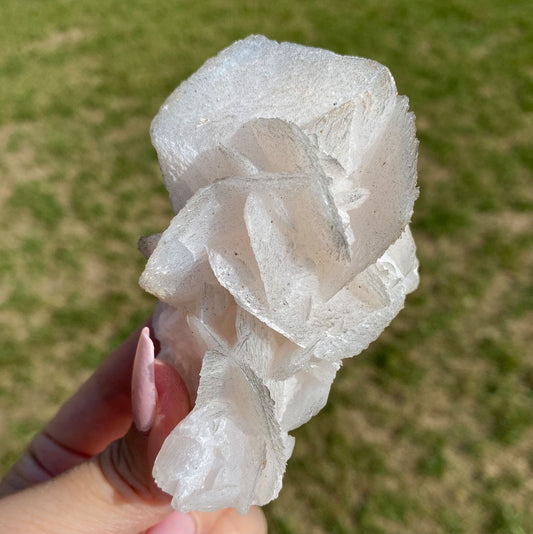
[0,334,193,534]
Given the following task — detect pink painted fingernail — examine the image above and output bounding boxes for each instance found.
[146,511,196,534]
[131,327,156,432]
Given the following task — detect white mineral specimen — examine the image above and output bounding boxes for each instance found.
[139,35,419,514]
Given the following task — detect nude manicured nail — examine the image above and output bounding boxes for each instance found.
[131,327,156,432]
[147,511,196,534]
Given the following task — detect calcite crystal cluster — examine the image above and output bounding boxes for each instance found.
[139,35,419,514]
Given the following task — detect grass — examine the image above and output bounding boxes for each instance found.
[0,0,532,532]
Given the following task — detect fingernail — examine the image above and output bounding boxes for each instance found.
[131,327,156,432]
[146,511,196,534]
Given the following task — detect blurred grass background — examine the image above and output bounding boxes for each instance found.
[0,0,531,532]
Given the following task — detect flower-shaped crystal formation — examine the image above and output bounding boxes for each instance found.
[140,35,419,514]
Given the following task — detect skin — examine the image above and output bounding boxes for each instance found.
[0,319,267,534]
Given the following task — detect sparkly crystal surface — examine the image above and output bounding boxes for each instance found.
[140,35,419,514]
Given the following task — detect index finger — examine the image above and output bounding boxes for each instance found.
[0,317,154,494]
[46,316,154,455]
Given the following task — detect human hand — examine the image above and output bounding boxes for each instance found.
[0,320,267,534]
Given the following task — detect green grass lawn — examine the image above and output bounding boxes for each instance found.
[1,1,532,532]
